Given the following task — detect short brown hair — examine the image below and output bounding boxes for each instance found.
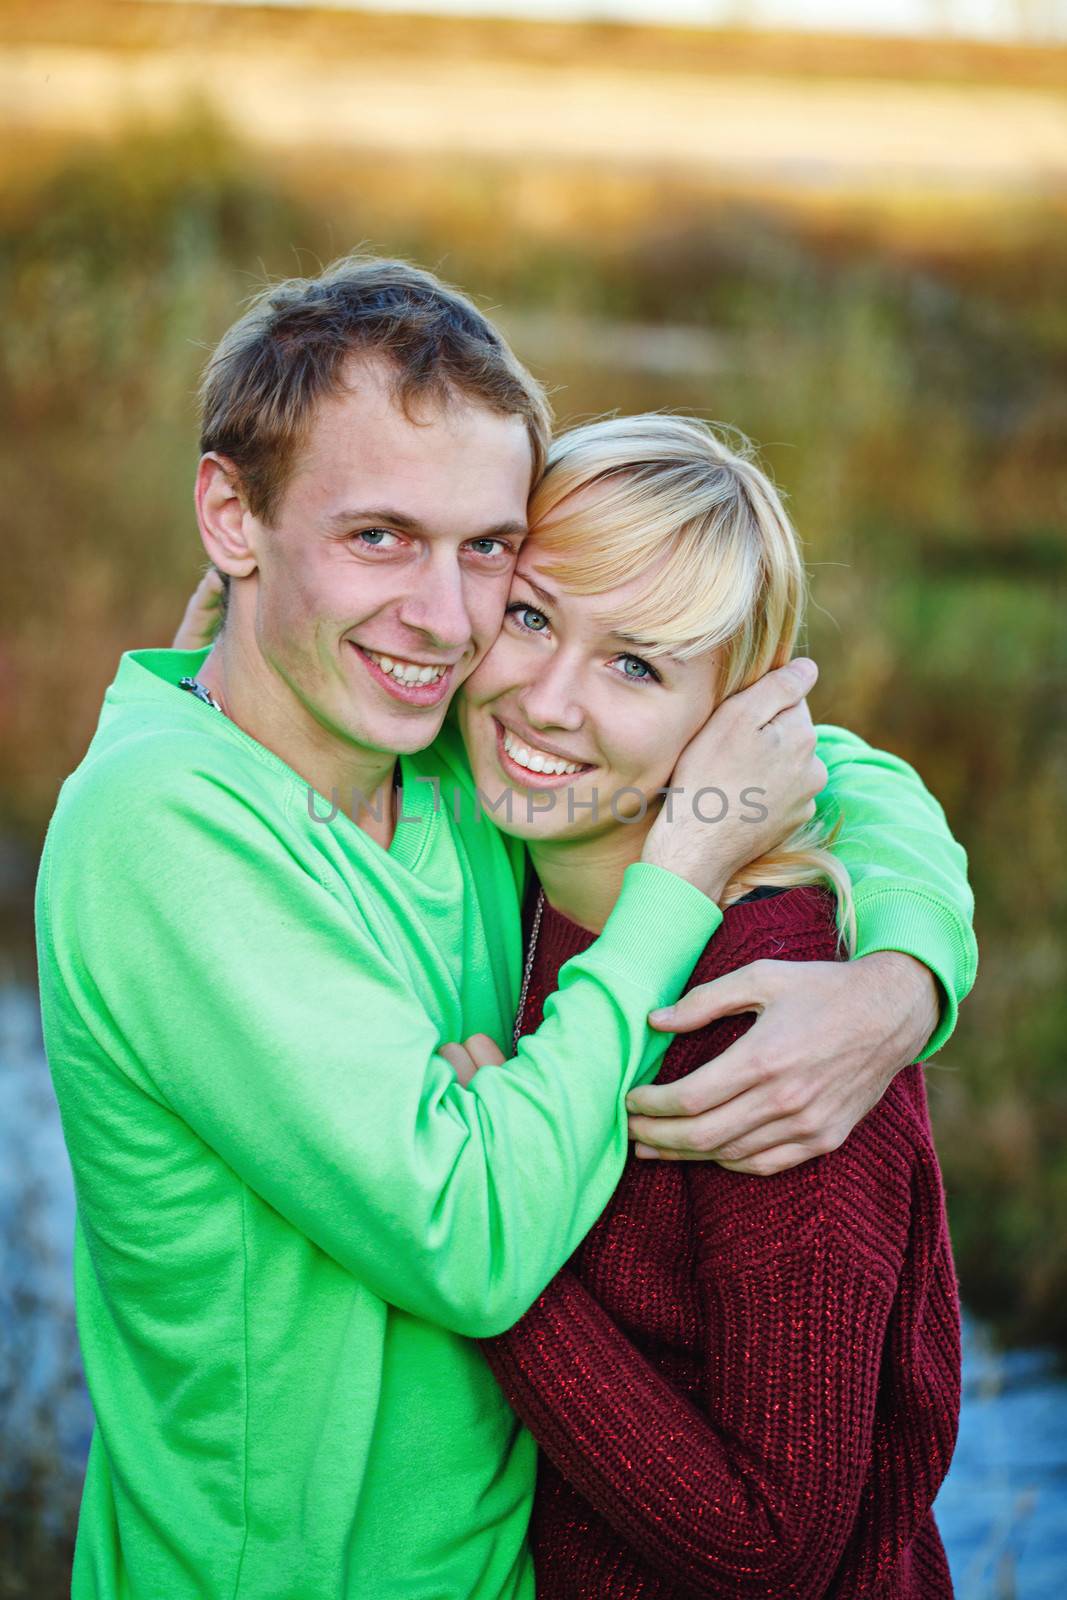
[199,253,553,525]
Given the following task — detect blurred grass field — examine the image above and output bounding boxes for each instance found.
[0,8,1065,1369]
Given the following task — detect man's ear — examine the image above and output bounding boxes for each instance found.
[195,454,259,579]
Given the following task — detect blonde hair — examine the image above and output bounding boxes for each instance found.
[529,413,856,954]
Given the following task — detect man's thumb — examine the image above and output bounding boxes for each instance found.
[649,969,762,1033]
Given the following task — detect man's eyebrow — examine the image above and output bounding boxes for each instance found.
[327,508,528,540]
[513,570,657,652]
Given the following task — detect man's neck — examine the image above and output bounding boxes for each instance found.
[527,817,654,935]
[195,634,399,849]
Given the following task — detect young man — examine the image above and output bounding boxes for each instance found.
[37,256,976,1599]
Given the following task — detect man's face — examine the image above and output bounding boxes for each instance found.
[243,356,532,763]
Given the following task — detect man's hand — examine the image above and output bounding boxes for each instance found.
[440,1033,507,1088]
[641,658,826,903]
[173,567,225,650]
[627,951,940,1174]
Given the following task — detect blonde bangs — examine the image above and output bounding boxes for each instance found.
[528,416,804,668]
[532,500,764,662]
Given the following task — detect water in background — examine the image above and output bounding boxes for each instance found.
[3,981,1065,1596]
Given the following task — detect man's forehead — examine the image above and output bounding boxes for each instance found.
[317,353,514,444]
[300,362,526,467]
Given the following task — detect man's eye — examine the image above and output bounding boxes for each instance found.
[466,538,511,558]
[609,654,660,684]
[356,528,401,549]
[505,601,549,633]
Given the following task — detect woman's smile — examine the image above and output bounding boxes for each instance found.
[492,716,595,787]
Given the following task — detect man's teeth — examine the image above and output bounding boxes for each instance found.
[502,728,583,777]
[367,651,446,685]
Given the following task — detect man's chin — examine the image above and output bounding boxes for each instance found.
[355,703,451,758]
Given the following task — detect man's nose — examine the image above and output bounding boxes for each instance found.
[519,653,584,732]
[397,558,473,654]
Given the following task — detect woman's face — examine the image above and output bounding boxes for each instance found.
[459,497,722,846]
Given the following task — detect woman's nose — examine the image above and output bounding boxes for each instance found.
[519,658,585,732]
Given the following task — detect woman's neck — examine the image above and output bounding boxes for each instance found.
[528,817,653,935]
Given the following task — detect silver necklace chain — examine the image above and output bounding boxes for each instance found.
[512,887,545,1053]
[178,676,224,713]
[178,678,401,799]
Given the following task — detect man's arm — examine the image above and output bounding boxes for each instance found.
[39,739,719,1341]
[626,724,977,1173]
[812,722,977,1056]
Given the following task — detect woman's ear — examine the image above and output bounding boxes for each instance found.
[195,454,259,580]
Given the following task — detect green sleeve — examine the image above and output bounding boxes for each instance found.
[814,723,977,1058]
[41,747,720,1340]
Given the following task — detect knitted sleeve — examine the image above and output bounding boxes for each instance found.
[481,900,933,1597]
[482,1238,896,1597]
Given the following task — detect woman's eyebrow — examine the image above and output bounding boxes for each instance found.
[512,572,557,607]
[516,570,675,656]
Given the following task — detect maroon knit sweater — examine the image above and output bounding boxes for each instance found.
[481,885,961,1600]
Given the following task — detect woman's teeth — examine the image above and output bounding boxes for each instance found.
[502,728,583,777]
[366,650,446,686]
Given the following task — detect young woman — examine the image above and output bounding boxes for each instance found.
[449,415,960,1598]
[172,414,961,1596]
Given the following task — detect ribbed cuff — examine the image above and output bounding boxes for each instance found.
[587,862,723,1000]
[851,880,979,1059]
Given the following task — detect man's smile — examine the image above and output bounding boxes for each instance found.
[352,643,456,707]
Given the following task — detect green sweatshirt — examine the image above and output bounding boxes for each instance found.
[35,646,976,1600]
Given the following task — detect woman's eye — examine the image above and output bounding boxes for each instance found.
[610,654,660,684]
[505,602,549,633]
[355,528,401,549]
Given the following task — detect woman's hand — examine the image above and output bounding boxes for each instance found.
[641,658,826,904]
[173,568,225,650]
[440,1033,507,1087]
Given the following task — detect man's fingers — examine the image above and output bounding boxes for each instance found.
[736,657,818,729]
[709,1112,841,1165]
[627,1036,765,1118]
[765,697,815,740]
[627,1065,788,1146]
[648,965,771,1034]
[716,1144,818,1177]
[633,1139,823,1175]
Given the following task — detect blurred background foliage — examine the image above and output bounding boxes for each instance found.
[1,24,1065,1369]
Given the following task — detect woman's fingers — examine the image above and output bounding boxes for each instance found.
[463,1033,507,1068]
[441,1033,505,1088]
[439,1041,479,1086]
[172,568,225,650]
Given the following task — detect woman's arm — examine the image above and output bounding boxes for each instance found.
[482,1188,897,1597]
[482,902,957,1595]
